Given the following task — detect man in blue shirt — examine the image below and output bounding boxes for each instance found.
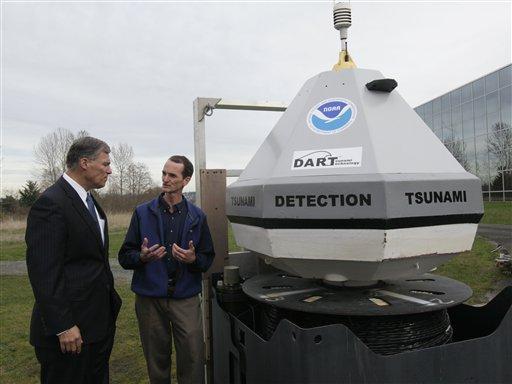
[119,155,215,384]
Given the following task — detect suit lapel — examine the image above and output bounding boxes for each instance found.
[57,177,104,251]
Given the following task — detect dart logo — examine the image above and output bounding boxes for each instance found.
[307,98,357,134]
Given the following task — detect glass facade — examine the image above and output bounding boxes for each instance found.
[415,64,512,201]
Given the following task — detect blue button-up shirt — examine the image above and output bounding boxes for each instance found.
[158,194,188,279]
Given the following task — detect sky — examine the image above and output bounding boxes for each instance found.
[2,0,511,195]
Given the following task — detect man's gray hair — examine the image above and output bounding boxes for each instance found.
[66,137,110,170]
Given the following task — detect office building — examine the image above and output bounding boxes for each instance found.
[415,65,511,201]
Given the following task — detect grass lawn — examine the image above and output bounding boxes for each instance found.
[0,276,176,384]
[109,229,127,259]
[0,213,509,382]
[434,236,505,304]
[0,225,25,261]
[0,240,26,261]
[0,276,39,383]
[0,230,127,262]
[481,201,512,225]
[228,223,242,252]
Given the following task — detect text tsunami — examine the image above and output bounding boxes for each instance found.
[231,196,256,207]
[405,190,467,205]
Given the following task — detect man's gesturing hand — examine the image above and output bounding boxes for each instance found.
[140,237,167,263]
[172,240,196,264]
[58,325,83,354]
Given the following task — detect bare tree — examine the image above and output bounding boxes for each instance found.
[487,122,512,171]
[110,143,134,195]
[34,128,90,188]
[106,174,121,195]
[127,162,154,195]
[443,140,469,170]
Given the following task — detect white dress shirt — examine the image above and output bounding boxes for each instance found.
[62,173,105,244]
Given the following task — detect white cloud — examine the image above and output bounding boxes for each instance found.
[2,1,510,194]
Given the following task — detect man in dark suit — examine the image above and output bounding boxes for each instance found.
[26,136,122,384]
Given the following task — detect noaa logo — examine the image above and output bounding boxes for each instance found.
[307,98,357,134]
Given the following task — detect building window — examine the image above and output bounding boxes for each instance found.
[414,66,511,200]
[473,97,485,117]
[500,86,511,126]
[433,113,442,137]
[452,106,462,124]
[489,152,504,199]
[433,98,442,114]
[461,83,472,103]
[475,134,489,193]
[452,106,462,140]
[485,72,500,93]
[473,78,485,98]
[499,65,512,87]
[504,170,512,200]
[462,101,475,139]
[424,114,433,128]
[441,94,450,111]
[442,110,452,142]
[488,112,501,135]
[462,101,473,121]
[486,91,499,115]
[464,138,477,173]
[474,115,487,136]
[450,88,461,107]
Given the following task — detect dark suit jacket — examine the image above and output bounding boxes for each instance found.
[26,176,122,347]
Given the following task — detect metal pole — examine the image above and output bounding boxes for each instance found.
[200,169,227,384]
[193,97,286,384]
[193,98,206,207]
[193,97,286,206]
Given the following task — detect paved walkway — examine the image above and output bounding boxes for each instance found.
[476,224,512,251]
[0,259,132,281]
[477,224,512,299]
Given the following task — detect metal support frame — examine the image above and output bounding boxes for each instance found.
[193,97,286,384]
[193,97,286,206]
[199,169,228,384]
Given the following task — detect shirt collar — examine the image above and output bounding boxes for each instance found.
[63,173,88,205]
[159,193,186,213]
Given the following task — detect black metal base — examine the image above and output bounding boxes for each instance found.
[212,273,512,384]
[242,272,472,315]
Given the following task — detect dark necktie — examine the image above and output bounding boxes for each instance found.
[86,193,98,223]
[86,193,103,245]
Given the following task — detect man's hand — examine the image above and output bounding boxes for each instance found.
[172,241,196,264]
[58,325,83,354]
[140,237,167,263]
